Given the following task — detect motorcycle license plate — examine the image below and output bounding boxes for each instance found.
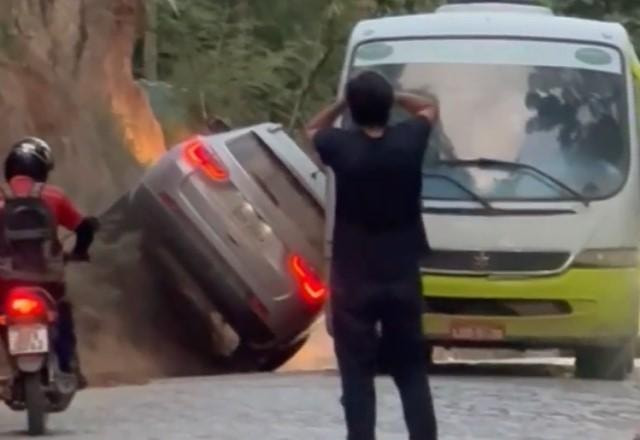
[8,324,49,355]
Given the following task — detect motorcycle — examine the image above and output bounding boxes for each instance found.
[0,254,86,436]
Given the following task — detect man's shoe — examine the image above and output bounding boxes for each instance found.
[76,371,88,390]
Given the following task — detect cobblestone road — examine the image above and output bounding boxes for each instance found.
[0,363,638,439]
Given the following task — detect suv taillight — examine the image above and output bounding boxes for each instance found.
[288,254,327,306]
[183,137,229,182]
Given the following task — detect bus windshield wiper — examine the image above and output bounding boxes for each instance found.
[422,173,496,211]
[437,158,590,207]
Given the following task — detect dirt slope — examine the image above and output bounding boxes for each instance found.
[0,0,164,209]
[0,0,177,383]
[0,1,333,383]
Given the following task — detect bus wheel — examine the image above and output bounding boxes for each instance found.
[574,340,634,381]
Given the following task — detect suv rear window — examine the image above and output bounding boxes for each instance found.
[226,132,324,252]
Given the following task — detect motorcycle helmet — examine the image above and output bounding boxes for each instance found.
[4,137,54,182]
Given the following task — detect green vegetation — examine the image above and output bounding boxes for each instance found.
[139,0,640,141]
[554,0,640,47]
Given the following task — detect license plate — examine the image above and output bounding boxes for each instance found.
[8,324,49,355]
[449,321,505,341]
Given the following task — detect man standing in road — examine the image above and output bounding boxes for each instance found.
[306,71,439,440]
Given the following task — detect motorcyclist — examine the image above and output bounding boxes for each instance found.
[0,137,98,388]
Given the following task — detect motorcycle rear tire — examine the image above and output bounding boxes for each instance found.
[24,373,47,436]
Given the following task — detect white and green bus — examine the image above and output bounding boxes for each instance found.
[331,0,640,379]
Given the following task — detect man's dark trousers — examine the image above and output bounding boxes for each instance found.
[332,268,438,440]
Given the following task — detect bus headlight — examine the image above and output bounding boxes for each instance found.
[573,248,639,268]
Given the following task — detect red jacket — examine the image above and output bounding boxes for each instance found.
[1,175,83,234]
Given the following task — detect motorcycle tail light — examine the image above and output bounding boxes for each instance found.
[288,254,327,306]
[5,289,47,321]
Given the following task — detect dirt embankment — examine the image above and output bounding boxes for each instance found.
[0,0,336,383]
[0,0,180,384]
[0,0,164,208]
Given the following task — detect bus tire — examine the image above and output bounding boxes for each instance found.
[575,340,634,381]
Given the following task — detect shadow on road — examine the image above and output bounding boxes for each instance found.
[294,360,576,380]
[427,361,573,378]
[0,429,77,438]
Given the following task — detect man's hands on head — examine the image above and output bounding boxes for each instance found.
[304,89,440,142]
[304,98,347,142]
[394,91,439,125]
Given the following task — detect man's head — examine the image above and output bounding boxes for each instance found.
[346,71,394,128]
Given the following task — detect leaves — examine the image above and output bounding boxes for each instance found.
[553,0,640,47]
[148,0,639,137]
[153,0,357,131]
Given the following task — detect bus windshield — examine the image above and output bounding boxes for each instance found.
[350,39,629,202]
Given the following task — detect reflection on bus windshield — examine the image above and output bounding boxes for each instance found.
[351,40,628,202]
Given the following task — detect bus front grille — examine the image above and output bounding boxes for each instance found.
[422,250,570,274]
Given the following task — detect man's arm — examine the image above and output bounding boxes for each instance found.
[55,193,98,258]
[395,92,439,125]
[304,98,347,142]
[72,217,99,258]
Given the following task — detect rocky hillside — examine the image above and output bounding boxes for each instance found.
[0,0,184,383]
[0,0,165,212]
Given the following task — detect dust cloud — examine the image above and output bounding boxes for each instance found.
[281,321,336,372]
[64,199,217,386]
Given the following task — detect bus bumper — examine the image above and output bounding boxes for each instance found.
[421,268,640,348]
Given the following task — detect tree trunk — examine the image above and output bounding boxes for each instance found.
[143,0,158,81]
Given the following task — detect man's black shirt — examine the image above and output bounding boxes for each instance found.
[314,117,431,283]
